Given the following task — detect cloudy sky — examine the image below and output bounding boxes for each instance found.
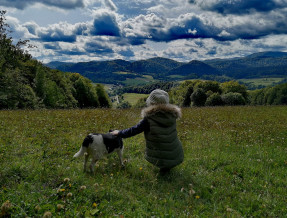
[2,0,287,63]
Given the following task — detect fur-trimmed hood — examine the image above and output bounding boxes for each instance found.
[141,104,182,119]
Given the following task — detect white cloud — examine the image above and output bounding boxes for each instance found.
[2,0,287,63]
[0,0,85,10]
[102,0,117,11]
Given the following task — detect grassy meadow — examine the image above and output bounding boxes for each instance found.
[238,77,285,87]
[123,75,156,86]
[1,106,287,217]
[123,93,149,106]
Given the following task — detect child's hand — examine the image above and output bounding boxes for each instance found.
[111,130,120,135]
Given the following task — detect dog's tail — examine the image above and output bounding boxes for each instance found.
[73,146,86,158]
[73,134,93,158]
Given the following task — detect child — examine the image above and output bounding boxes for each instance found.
[111,89,184,174]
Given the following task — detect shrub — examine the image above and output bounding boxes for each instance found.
[265,83,287,105]
[221,92,246,105]
[134,97,147,108]
[116,101,131,109]
[248,89,266,105]
[205,93,224,106]
[195,80,222,94]
[169,80,199,106]
[190,88,207,107]
[221,81,248,99]
[95,84,112,108]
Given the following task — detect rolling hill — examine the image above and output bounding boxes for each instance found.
[47,51,287,85]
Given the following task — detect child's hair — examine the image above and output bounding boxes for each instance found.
[146,89,169,106]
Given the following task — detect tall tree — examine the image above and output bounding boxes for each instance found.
[96,84,111,108]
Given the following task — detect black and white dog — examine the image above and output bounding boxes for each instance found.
[73,132,124,173]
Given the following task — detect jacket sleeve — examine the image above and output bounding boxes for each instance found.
[118,118,149,138]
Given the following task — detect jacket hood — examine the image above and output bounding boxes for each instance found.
[141,104,182,119]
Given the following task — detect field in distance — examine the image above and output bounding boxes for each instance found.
[238,77,285,87]
[122,93,149,106]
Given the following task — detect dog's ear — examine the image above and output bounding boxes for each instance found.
[109,129,114,132]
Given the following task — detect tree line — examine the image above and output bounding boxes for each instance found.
[249,83,287,105]
[0,10,111,109]
[120,81,177,95]
[128,80,287,108]
[168,80,287,107]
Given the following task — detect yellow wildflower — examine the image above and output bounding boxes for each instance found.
[93,203,97,207]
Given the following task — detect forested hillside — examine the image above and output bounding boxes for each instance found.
[48,52,287,85]
[0,10,111,109]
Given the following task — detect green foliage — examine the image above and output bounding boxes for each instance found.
[169,80,251,107]
[72,75,99,108]
[195,80,222,94]
[95,84,112,108]
[44,80,66,108]
[0,11,32,72]
[191,88,207,107]
[121,81,177,95]
[1,107,287,216]
[0,10,110,109]
[265,83,287,105]
[169,80,199,106]
[221,92,246,106]
[205,93,224,106]
[249,83,287,105]
[221,81,248,99]
[116,101,132,109]
[248,89,266,105]
[133,97,147,108]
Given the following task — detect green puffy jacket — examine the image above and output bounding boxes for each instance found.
[141,104,184,169]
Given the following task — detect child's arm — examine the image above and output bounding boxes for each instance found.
[111,119,149,138]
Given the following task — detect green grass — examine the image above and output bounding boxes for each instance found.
[238,77,284,86]
[123,93,149,106]
[1,106,287,217]
[123,75,156,86]
[113,71,135,75]
[168,75,185,79]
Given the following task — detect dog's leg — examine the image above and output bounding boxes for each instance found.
[84,153,89,172]
[117,149,125,167]
[89,158,98,174]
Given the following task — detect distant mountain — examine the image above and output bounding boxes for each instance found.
[47,61,75,69]
[204,51,287,79]
[147,57,184,69]
[168,60,220,77]
[246,51,287,58]
[47,51,287,84]
[128,59,169,76]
